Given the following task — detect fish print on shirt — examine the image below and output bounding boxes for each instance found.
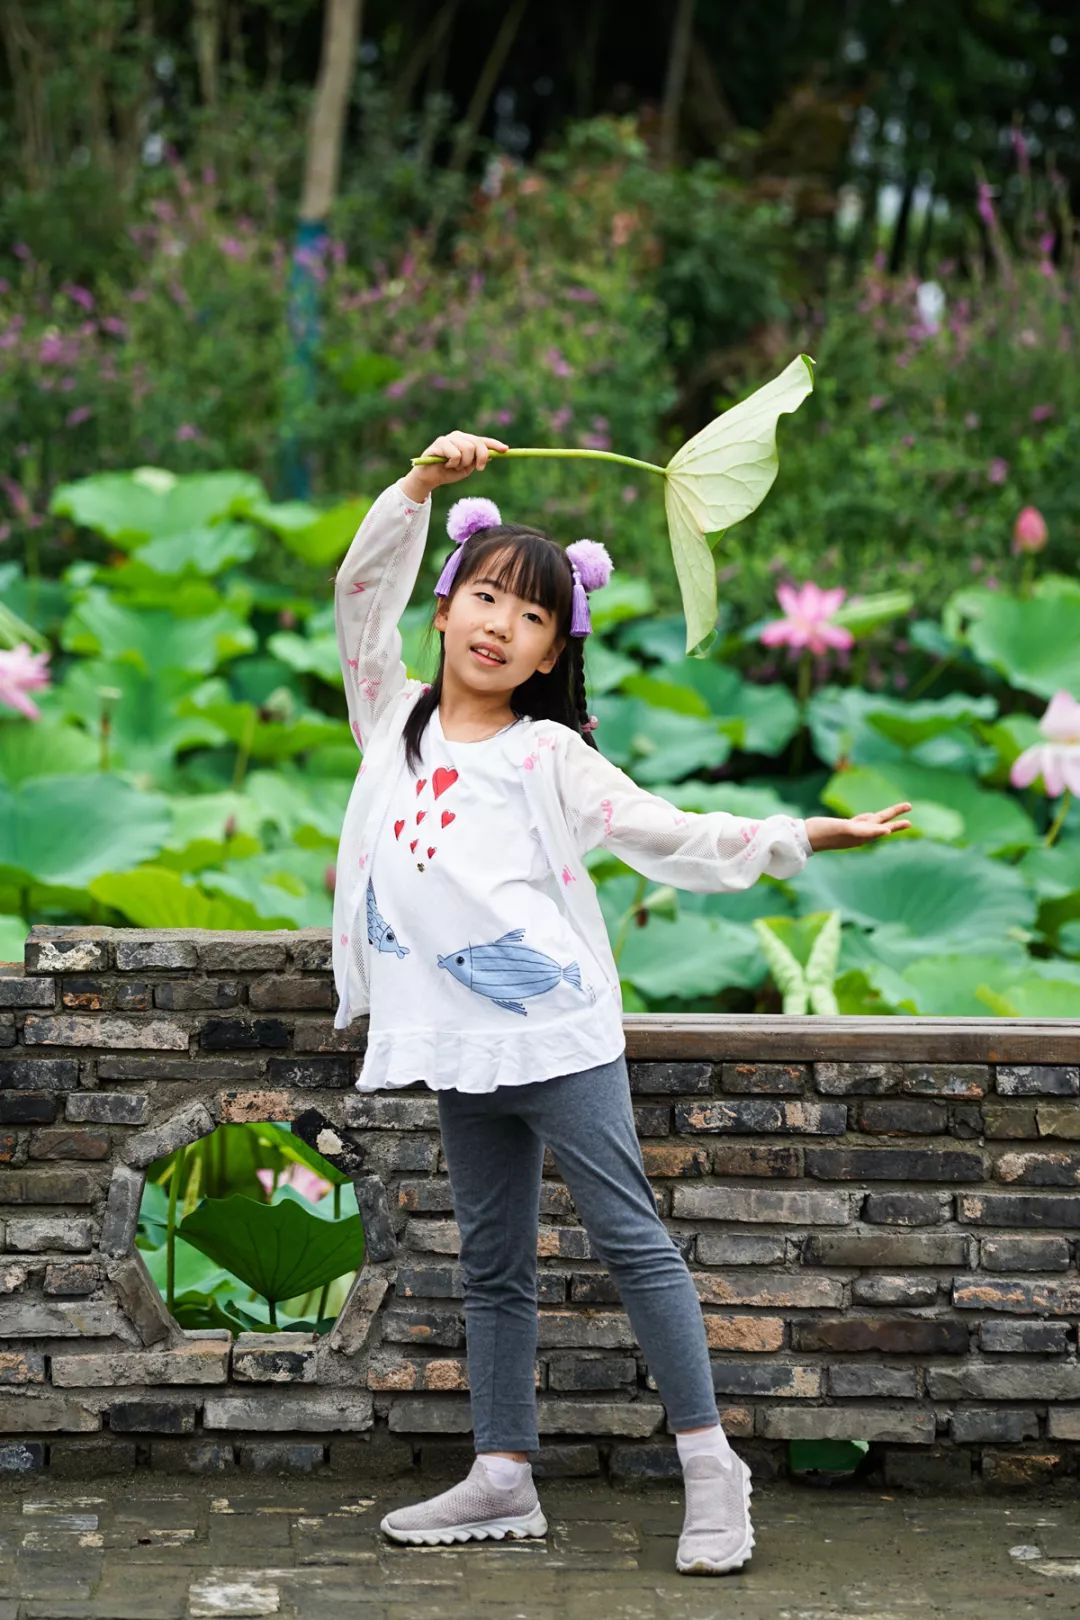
[366,878,409,959]
[437,926,585,1017]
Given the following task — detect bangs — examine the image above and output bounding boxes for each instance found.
[455,529,572,623]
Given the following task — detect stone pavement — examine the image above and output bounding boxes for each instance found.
[0,1469,1079,1620]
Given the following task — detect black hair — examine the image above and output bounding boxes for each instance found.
[401,522,600,775]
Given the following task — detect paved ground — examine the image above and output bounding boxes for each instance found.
[0,1469,1079,1620]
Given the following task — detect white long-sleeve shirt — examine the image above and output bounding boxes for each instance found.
[331,479,814,1080]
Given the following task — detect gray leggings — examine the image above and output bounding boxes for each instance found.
[436,1049,721,1454]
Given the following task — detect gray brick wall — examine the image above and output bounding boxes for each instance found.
[1,924,1079,1487]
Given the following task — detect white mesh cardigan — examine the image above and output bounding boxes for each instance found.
[330,476,814,1030]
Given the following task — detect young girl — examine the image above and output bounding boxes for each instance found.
[332,429,912,1576]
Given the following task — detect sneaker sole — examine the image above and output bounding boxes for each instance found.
[380,1502,549,1546]
[675,1461,755,1575]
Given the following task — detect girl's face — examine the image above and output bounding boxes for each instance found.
[433,549,566,690]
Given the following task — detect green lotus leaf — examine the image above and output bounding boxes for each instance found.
[793,839,1036,965]
[51,468,266,545]
[57,659,226,778]
[1019,843,1080,900]
[617,910,764,999]
[656,779,799,822]
[248,495,372,568]
[977,979,1080,1017]
[828,590,914,634]
[946,583,1080,700]
[584,575,655,634]
[63,588,255,673]
[588,695,731,781]
[615,614,690,665]
[807,685,994,774]
[266,630,341,686]
[896,952,1034,1016]
[0,914,27,965]
[240,771,352,843]
[864,693,998,750]
[178,1188,364,1303]
[0,717,99,785]
[199,845,335,928]
[175,689,341,762]
[141,1234,233,1299]
[620,673,712,718]
[133,522,260,578]
[88,866,281,929]
[583,639,639,695]
[823,762,1036,854]
[0,776,172,887]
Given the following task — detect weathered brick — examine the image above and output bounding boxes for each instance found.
[546,1354,637,1391]
[61,976,151,1012]
[0,1350,46,1384]
[632,1105,671,1136]
[0,1057,79,1091]
[958,1191,1080,1227]
[806,1146,984,1182]
[198,938,290,971]
[0,1441,45,1473]
[147,1439,234,1472]
[627,1061,714,1095]
[249,975,333,1010]
[326,1269,392,1357]
[237,1441,327,1472]
[710,1143,801,1177]
[994,1148,1080,1185]
[203,1391,373,1430]
[0,973,56,1009]
[792,1317,968,1355]
[0,1262,28,1293]
[672,1186,851,1225]
[952,1274,1080,1315]
[856,1100,947,1135]
[387,1396,472,1433]
[722,1062,809,1093]
[1036,1102,1080,1138]
[862,1191,951,1225]
[380,1308,465,1349]
[1046,1411,1080,1441]
[24,931,109,975]
[0,1167,98,1204]
[903,1064,990,1098]
[982,1102,1038,1138]
[814,1061,904,1096]
[65,1091,149,1126]
[44,1262,101,1296]
[951,1408,1040,1443]
[122,1099,215,1169]
[51,1343,229,1386]
[23,1014,189,1050]
[0,1129,22,1165]
[397,1178,456,1212]
[710,1361,822,1398]
[265,1056,351,1088]
[640,1141,709,1177]
[99,1163,145,1256]
[98,1053,266,1081]
[828,1364,918,1398]
[105,1251,178,1347]
[4,1217,93,1252]
[978,1319,1070,1353]
[928,1364,1080,1400]
[0,1394,101,1432]
[996,1064,1079,1096]
[200,1017,290,1050]
[154,980,242,1011]
[232,1333,319,1383]
[851,1275,937,1306]
[759,1406,935,1442]
[802,1231,969,1267]
[293,1019,367,1053]
[108,1398,199,1433]
[703,1315,785,1352]
[676,1098,846,1134]
[536,1310,634,1350]
[0,1092,57,1123]
[695,1232,785,1266]
[116,937,200,970]
[288,934,334,972]
[538,1399,663,1437]
[0,1301,135,1339]
[693,1271,843,1309]
[28,1128,110,1160]
[346,1094,440,1130]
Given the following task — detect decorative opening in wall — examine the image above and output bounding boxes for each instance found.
[139,1120,365,1337]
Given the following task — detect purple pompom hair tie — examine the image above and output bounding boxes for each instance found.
[434,495,502,597]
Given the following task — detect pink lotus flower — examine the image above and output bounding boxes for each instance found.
[1010,691,1080,797]
[1012,506,1048,554]
[0,642,51,720]
[256,1161,333,1204]
[759,583,855,657]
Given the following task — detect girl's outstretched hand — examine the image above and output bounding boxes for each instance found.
[805,803,913,852]
[405,430,509,497]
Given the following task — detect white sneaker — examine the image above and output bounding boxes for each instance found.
[675,1450,755,1575]
[380,1455,548,1546]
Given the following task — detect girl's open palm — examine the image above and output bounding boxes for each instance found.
[805,802,913,852]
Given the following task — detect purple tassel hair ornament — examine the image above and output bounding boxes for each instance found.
[433,496,502,597]
[565,538,614,637]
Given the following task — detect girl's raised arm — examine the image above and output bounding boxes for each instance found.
[558,730,812,893]
[333,479,433,752]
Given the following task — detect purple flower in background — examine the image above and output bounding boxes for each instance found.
[566,286,599,303]
[175,423,203,442]
[100,315,128,337]
[63,283,95,312]
[384,378,410,399]
[12,243,32,262]
[868,395,887,412]
[493,408,515,426]
[987,457,1009,485]
[65,405,93,428]
[219,236,248,261]
[621,485,638,504]
[964,412,980,431]
[1031,403,1054,423]
[580,430,611,451]
[549,405,572,434]
[543,346,574,379]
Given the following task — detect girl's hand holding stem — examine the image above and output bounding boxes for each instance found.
[401,430,509,504]
[805,803,913,852]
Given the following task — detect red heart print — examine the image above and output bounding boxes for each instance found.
[441,809,455,829]
[432,767,458,800]
[427,846,436,859]
[409,839,418,853]
[416,810,426,824]
[394,819,405,839]
[415,777,427,796]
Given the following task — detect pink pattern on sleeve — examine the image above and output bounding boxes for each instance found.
[339,933,348,946]
[359,675,381,703]
[347,581,368,595]
[560,865,576,886]
[351,720,363,747]
[600,797,615,837]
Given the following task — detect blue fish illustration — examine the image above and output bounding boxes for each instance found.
[437,927,583,1016]
[366,878,408,959]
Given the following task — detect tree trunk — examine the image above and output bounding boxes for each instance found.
[193,0,221,108]
[658,0,695,167]
[390,0,460,122]
[446,0,527,179]
[300,0,363,222]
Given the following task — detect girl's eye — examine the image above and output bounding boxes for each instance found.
[475,590,543,624]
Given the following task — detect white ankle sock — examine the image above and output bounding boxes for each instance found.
[675,1423,733,1468]
[478,1453,531,1489]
